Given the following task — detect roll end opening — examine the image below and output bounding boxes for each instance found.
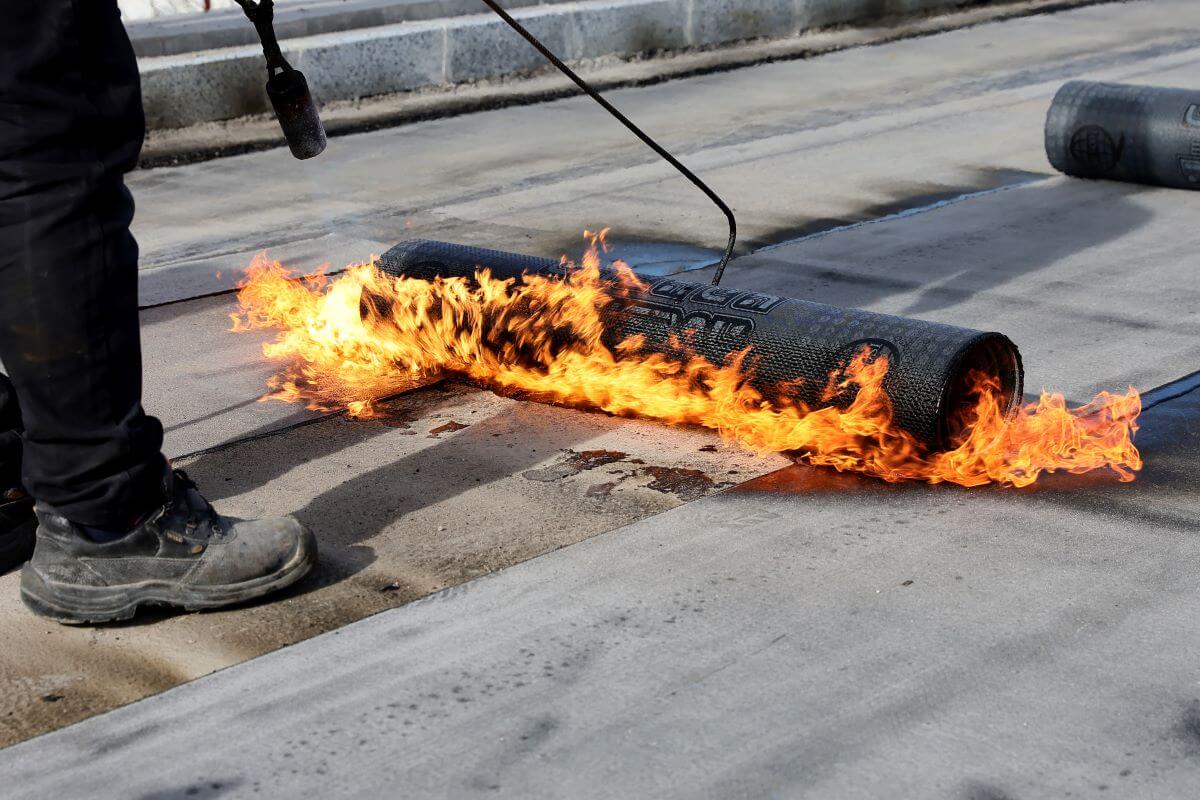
[940,335,1024,448]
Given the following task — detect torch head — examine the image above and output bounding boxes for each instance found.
[266,69,327,160]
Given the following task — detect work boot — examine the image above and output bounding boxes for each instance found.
[20,469,317,624]
[0,487,36,575]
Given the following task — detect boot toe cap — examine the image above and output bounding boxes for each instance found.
[190,516,317,586]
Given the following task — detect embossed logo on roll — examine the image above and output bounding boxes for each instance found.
[682,311,753,340]
[1069,125,1123,174]
[648,279,694,302]
[731,291,784,314]
[691,286,741,307]
[845,338,899,366]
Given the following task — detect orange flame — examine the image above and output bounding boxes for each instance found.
[231,236,1141,488]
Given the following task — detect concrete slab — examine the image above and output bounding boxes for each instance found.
[130,0,1200,305]
[4,380,1197,798]
[3,0,1200,756]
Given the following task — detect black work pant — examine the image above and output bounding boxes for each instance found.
[0,1,165,528]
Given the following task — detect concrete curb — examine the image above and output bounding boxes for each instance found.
[127,0,579,57]
[141,0,999,129]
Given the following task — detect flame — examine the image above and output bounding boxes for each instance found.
[231,235,1141,488]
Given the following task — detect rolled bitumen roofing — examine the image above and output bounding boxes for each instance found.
[375,239,1024,448]
[1047,80,1200,189]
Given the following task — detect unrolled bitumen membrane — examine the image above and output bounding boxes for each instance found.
[369,240,1024,449]
[1046,80,1200,189]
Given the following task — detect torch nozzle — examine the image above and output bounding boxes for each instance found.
[267,69,327,160]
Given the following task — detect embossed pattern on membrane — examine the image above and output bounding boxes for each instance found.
[372,240,1024,448]
[1046,81,1200,190]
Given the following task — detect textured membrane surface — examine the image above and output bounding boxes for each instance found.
[376,240,1024,447]
[1046,80,1200,189]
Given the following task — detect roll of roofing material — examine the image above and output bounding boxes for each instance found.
[1046,80,1200,189]
[368,240,1023,449]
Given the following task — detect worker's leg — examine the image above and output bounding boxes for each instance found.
[0,374,34,573]
[0,374,20,490]
[2,1,316,621]
[0,0,164,528]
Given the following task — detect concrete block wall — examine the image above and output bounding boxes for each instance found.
[140,0,989,128]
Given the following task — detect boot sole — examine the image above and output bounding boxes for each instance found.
[19,532,318,625]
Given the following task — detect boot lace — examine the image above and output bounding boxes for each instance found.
[167,469,223,538]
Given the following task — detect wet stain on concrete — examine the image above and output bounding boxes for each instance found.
[91,722,163,757]
[369,402,417,431]
[513,715,560,754]
[572,450,629,470]
[134,778,241,800]
[1177,700,1200,752]
[522,449,629,482]
[961,782,1018,800]
[642,466,717,502]
[428,420,470,438]
[523,449,732,503]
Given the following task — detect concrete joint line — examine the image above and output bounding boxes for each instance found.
[440,23,449,84]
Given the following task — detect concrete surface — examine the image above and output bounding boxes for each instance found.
[131,0,1200,304]
[137,0,1032,128]
[3,0,1200,777]
[4,378,1199,798]
[135,0,1110,166]
[127,0,577,57]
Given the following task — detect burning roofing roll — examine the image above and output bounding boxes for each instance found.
[367,239,1024,449]
[1046,80,1200,189]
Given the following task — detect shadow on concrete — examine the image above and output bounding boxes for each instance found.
[745,168,1047,251]
[710,172,1155,322]
[898,180,1155,317]
[162,396,269,435]
[134,778,242,800]
[176,383,471,503]
[172,383,602,601]
[287,400,600,547]
[536,168,1054,283]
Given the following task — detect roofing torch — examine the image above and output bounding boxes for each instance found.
[235,0,327,160]
[236,0,737,285]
